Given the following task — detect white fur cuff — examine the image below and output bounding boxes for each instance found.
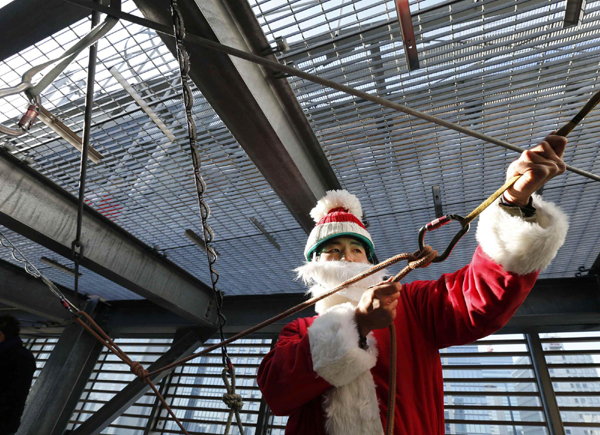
[476,194,569,275]
[308,303,378,387]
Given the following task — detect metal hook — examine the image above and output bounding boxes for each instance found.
[418,214,470,263]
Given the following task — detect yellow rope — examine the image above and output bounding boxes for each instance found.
[463,174,521,225]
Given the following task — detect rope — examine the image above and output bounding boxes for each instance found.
[463,174,521,226]
[221,368,244,435]
[75,311,191,435]
[147,249,435,377]
[383,245,437,435]
[386,324,398,435]
[71,7,101,304]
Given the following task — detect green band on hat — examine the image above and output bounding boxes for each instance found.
[306,232,375,262]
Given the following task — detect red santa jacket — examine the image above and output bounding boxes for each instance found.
[258,196,569,435]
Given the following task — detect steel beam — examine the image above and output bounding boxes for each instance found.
[501,275,600,333]
[131,0,340,233]
[107,293,315,337]
[19,275,600,337]
[16,298,106,435]
[0,150,217,325]
[0,0,98,62]
[70,328,208,435]
[0,258,76,323]
[108,275,600,336]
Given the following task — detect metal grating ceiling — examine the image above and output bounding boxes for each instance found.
[0,0,307,299]
[0,0,599,305]
[251,0,600,280]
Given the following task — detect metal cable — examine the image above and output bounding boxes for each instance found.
[0,229,79,314]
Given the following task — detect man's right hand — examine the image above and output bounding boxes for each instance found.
[355,282,401,337]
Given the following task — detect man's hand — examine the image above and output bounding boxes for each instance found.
[503,133,567,207]
[355,282,401,337]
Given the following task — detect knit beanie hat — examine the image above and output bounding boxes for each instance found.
[304,190,374,261]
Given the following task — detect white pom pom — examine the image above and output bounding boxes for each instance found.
[310,190,363,222]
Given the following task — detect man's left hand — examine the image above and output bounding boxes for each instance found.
[503,133,567,207]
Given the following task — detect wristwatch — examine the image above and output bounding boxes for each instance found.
[499,195,537,219]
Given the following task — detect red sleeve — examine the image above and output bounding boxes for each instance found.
[257,318,332,415]
[405,246,538,349]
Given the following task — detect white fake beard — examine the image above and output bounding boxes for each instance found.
[295,260,388,315]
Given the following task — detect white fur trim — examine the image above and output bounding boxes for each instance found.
[304,221,374,260]
[308,303,383,435]
[476,194,569,275]
[322,370,384,435]
[308,303,378,387]
[295,260,388,314]
[310,190,363,222]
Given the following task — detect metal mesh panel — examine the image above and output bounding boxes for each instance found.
[0,1,306,298]
[64,336,273,435]
[251,0,600,282]
[442,334,548,434]
[542,332,600,434]
[150,338,274,435]
[67,338,173,434]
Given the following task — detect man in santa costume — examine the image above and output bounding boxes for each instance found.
[257,134,569,434]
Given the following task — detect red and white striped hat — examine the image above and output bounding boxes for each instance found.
[304,190,374,261]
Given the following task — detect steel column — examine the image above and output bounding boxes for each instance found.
[255,337,277,435]
[526,333,565,435]
[16,298,106,435]
[70,328,208,435]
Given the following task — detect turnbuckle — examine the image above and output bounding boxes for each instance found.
[418,214,470,263]
[0,88,38,136]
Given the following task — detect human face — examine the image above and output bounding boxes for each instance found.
[318,236,369,263]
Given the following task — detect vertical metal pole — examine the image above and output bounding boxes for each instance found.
[526,333,565,435]
[255,336,277,435]
[73,3,100,297]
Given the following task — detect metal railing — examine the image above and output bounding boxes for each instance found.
[20,330,600,434]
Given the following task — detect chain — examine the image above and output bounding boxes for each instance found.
[170,0,229,365]
[170,4,241,432]
[0,229,79,314]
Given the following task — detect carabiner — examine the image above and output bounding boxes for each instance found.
[418,214,470,263]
